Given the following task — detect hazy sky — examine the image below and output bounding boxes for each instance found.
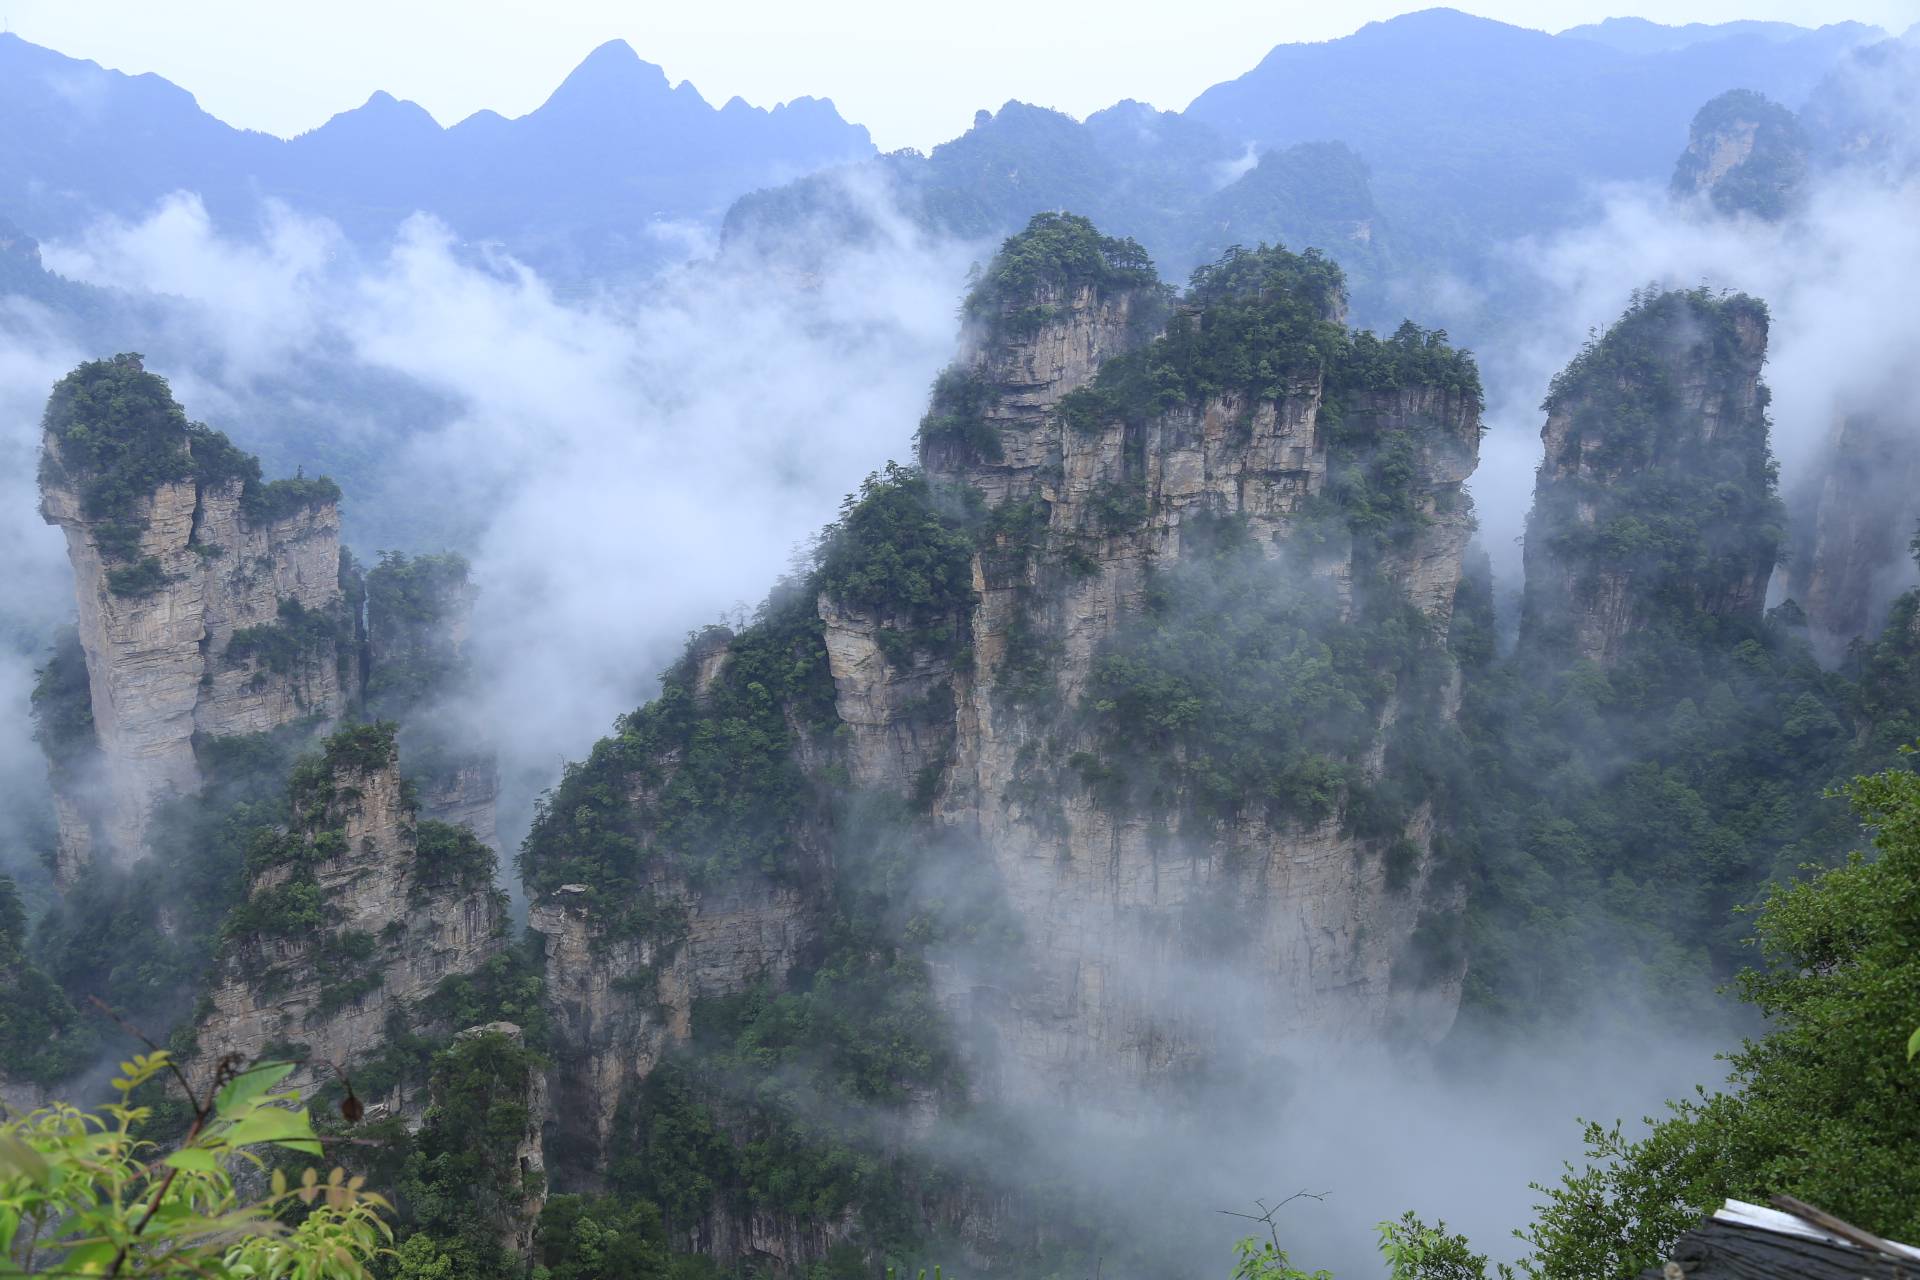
[4,0,1916,150]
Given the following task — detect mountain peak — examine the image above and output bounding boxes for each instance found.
[295,89,441,144]
[541,38,671,110]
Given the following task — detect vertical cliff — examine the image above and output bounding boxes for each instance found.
[0,874,93,1104]
[1784,410,1920,665]
[364,551,500,848]
[1670,89,1808,219]
[908,226,1482,1097]
[520,214,1484,1250]
[38,354,353,874]
[1520,288,1780,665]
[190,722,505,1101]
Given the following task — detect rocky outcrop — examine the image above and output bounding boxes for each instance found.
[38,355,351,873]
[522,217,1484,1254]
[364,551,500,850]
[1671,89,1808,219]
[912,261,1479,1098]
[414,758,501,851]
[451,1021,548,1261]
[1785,410,1920,665]
[1521,290,1778,665]
[189,725,504,1103]
[530,872,818,1179]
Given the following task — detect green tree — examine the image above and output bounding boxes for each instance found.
[1519,756,1920,1277]
[0,1051,388,1278]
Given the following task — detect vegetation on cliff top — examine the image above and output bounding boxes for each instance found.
[1529,286,1782,651]
[39,353,340,551]
[365,551,474,715]
[962,210,1160,333]
[1055,245,1477,443]
[519,581,835,901]
[1671,88,1808,220]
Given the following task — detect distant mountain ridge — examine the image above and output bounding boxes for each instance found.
[724,8,1884,336]
[0,33,874,277]
[1183,7,1884,248]
[1559,16,1887,55]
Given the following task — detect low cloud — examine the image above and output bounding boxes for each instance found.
[1464,164,1920,606]
[19,177,980,857]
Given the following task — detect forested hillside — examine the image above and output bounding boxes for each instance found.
[6,12,1920,1280]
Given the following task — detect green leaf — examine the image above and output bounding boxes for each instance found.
[1907,1025,1920,1061]
[216,1060,296,1117]
[165,1147,223,1172]
[0,1132,50,1185]
[58,1238,120,1272]
[222,1104,318,1152]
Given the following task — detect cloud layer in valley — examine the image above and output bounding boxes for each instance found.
[23,181,980,859]
[1466,161,1920,612]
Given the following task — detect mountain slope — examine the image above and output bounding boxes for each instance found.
[0,33,873,277]
[1185,8,1877,250]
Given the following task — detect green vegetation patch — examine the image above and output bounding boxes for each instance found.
[365,550,473,717]
[915,365,1002,462]
[39,353,338,557]
[520,584,836,899]
[814,462,979,664]
[225,598,352,676]
[962,210,1160,336]
[1079,514,1442,825]
[0,875,95,1086]
[30,627,98,789]
[1519,763,1920,1273]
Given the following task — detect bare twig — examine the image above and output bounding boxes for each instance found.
[1220,1190,1332,1252]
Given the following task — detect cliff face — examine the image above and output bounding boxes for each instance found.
[531,869,820,1177]
[190,725,504,1102]
[522,217,1485,1239]
[38,355,352,875]
[1785,411,1920,665]
[364,551,500,849]
[1521,289,1779,665]
[908,260,1480,1097]
[1670,89,1808,219]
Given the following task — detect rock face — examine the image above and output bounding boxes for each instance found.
[1521,290,1778,666]
[189,725,504,1102]
[449,1021,548,1262]
[364,551,500,850]
[910,269,1479,1098]
[525,219,1485,1237]
[1786,410,1920,665]
[38,355,352,873]
[1670,89,1808,219]
[530,872,819,1178]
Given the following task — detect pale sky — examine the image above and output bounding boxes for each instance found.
[3,0,1915,151]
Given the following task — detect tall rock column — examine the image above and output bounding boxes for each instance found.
[1785,410,1920,664]
[1520,289,1779,665]
[900,230,1483,1099]
[38,354,351,872]
[190,723,504,1102]
[363,551,500,848]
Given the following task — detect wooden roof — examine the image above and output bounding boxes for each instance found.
[1641,1198,1920,1280]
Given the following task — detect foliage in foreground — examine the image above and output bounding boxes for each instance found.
[0,1051,388,1278]
[1372,755,1920,1280]
[1513,757,1920,1277]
